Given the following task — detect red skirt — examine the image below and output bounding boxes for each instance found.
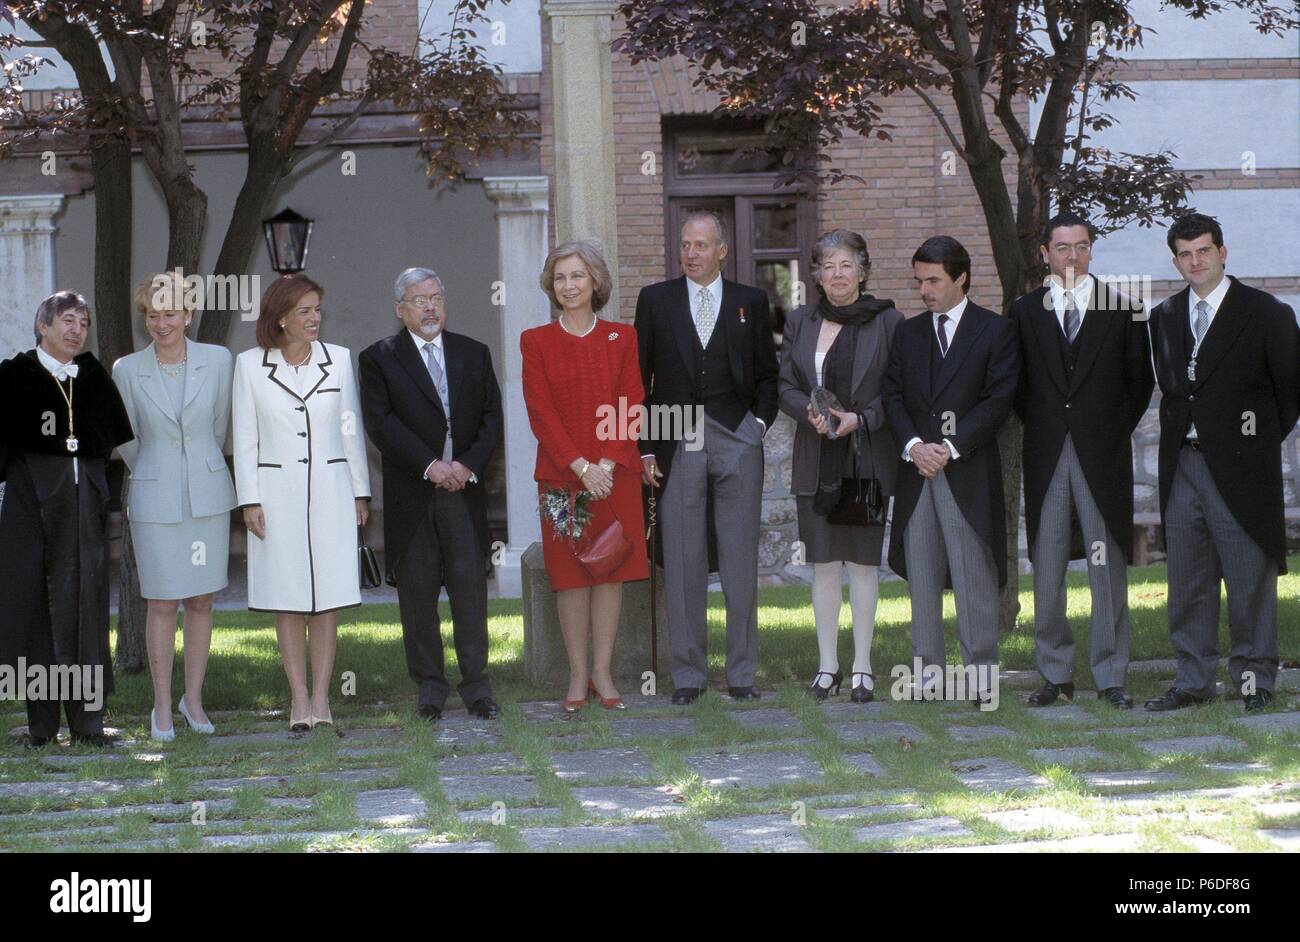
[539,470,649,590]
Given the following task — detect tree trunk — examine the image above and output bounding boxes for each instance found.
[198,151,285,344]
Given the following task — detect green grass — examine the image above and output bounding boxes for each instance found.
[79,555,1300,726]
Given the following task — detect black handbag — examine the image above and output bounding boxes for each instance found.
[358,525,382,589]
[826,421,886,527]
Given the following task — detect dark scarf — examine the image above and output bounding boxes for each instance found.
[813,294,894,516]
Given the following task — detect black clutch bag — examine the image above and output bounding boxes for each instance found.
[358,525,382,589]
[826,422,886,527]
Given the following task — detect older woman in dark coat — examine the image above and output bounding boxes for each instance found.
[779,230,902,703]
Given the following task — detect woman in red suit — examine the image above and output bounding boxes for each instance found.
[522,241,649,713]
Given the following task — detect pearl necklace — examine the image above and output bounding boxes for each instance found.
[157,342,187,378]
[559,313,597,337]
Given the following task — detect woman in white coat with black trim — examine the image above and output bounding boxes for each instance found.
[233,274,371,731]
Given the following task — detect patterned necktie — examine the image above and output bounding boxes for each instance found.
[937,314,950,357]
[1063,290,1080,344]
[1192,299,1209,346]
[696,285,716,346]
[423,341,453,462]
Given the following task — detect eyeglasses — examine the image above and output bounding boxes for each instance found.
[402,294,444,309]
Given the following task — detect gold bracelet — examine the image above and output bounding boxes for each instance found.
[577,460,591,480]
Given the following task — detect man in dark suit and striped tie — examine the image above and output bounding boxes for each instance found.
[1145,213,1298,712]
[1010,212,1154,710]
[882,237,1020,706]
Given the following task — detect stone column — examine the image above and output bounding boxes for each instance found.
[0,195,64,359]
[484,176,551,597]
[543,0,620,311]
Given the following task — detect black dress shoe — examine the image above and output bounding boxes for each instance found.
[805,671,842,702]
[1098,687,1134,709]
[728,686,760,700]
[1026,680,1074,707]
[1143,687,1211,712]
[850,672,875,704]
[671,687,703,705]
[972,693,996,710]
[417,704,443,722]
[1243,689,1273,712]
[467,697,499,720]
[22,734,53,749]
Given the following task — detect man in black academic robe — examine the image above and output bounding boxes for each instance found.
[0,292,133,746]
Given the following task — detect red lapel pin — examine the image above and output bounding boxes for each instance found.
[738,307,747,324]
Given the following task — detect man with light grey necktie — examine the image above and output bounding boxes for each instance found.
[358,268,503,723]
[1146,213,1299,714]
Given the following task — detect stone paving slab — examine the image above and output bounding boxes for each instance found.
[703,814,816,852]
[924,833,1142,853]
[981,808,1088,833]
[457,806,559,825]
[855,816,970,843]
[1233,711,1300,735]
[1029,746,1107,767]
[840,753,886,777]
[193,768,397,794]
[519,824,667,850]
[356,787,428,825]
[0,778,150,800]
[1137,735,1246,757]
[431,724,506,748]
[1025,705,1098,724]
[607,717,694,740]
[1082,770,1186,788]
[439,775,540,803]
[947,725,1015,742]
[686,751,824,788]
[412,840,497,853]
[731,709,803,732]
[549,747,655,782]
[437,752,524,775]
[0,796,310,825]
[1256,801,1300,819]
[817,702,893,721]
[204,828,428,848]
[951,758,1049,792]
[814,803,918,821]
[1183,836,1236,852]
[572,786,687,819]
[1256,828,1300,850]
[829,721,927,744]
[1205,762,1270,772]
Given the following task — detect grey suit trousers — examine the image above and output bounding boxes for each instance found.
[903,469,999,695]
[1166,446,1278,697]
[1032,435,1130,690]
[660,412,764,688]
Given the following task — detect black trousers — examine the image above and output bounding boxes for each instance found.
[395,488,491,709]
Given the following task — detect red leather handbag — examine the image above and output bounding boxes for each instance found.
[565,481,633,580]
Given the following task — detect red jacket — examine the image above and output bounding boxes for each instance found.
[521,319,645,484]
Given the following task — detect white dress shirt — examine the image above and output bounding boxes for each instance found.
[1185,276,1231,441]
[903,296,968,462]
[410,329,477,484]
[36,345,80,483]
[1048,275,1094,336]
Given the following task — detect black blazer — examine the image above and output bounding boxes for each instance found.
[358,329,503,583]
[1010,277,1154,564]
[1148,276,1299,572]
[882,302,1020,586]
[633,276,779,481]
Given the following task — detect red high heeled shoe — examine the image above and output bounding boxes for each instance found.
[588,679,626,710]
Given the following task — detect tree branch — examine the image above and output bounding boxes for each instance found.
[284,91,376,172]
[911,84,967,159]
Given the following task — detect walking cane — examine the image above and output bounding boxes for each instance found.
[646,492,658,681]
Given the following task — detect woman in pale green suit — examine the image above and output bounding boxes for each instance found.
[113,272,237,741]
